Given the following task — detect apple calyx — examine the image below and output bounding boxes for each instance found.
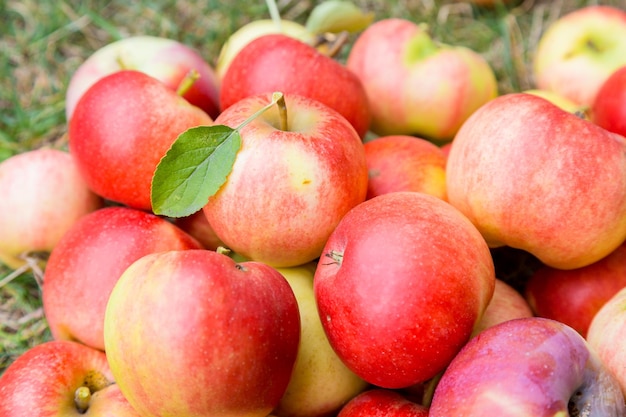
[74,369,113,413]
[568,354,625,416]
[323,250,344,266]
[176,69,201,97]
[404,25,440,64]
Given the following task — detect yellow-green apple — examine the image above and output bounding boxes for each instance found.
[525,241,626,337]
[42,206,202,351]
[0,148,102,269]
[68,70,212,211]
[219,34,371,138]
[65,35,220,120]
[471,278,533,336]
[0,340,141,416]
[430,317,625,416]
[446,92,626,270]
[533,5,626,107]
[336,389,429,417]
[172,210,225,251]
[314,191,495,388]
[591,65,626,137]
[203,92,368,267]
[346,18,498,142]
[524,88,588,117]
[103,249,301,417]
[363,135,447,201]
[587,286,626,398]
[272,263,369,417]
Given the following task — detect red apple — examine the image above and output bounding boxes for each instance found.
[472,278,534,336]
[219,34,371,138]
[68,70,213,211]
[363,135,447,201]
[42,206,202,351]
[0,148,103,269]
[591,65,626,137]
[103,249,301,417]
[65,35,220,120]
[0,340,141,416]
[171,210,225,251]
[446,92,626,270]
[430,317,625,416]
[346,18,498,142]
[314,191,495,389]
[337,389,429,417]
[203,92,368,267]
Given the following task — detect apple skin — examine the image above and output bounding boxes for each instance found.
[203,92,368,268]
[592,65,626,137]
[363,135,447,201]
[525,241,626,338]
[68,70,213,211]
[533,5,626,106]
[171,210,225,251]
[0,148,103,269]
[314,191,495,389]
[346,18,498,142]
[103,249,301,417]
[336,389,429,417]
[273,263,369,417]
[429,317,626,416]
[42,206,203,351]
[446,92,626,270]
[0,340,141,416]
[65,35,220,120]
[219,34,371,138]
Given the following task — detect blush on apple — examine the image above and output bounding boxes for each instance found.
[336,389,429,417]
[591,65,626,137]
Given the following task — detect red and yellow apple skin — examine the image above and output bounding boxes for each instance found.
[42,206,202,351]
[0,340,141,417]
[314,192,495,389]
[346,18,498,142]
[103,249,301,417]
[430,317,625,416]
[0,148,103,269]
[471,278,533,336]
[204,93,368,268]
[68,70,212,211]
[446,93,626,270]
[219,34,371,138]
[337,389,429,417]
[592,65,626,137]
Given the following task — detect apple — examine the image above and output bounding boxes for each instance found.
[336,389,429,417]
[0,148,103,269]
[103,249,301,417]
[314,191,495,389]
[429,317,625,416]
[65,35,220,120]
[68,70,213,211]
[591,65,626,137]
[272,263,369,417]
[0,340,141,416]
[524,88,588,117]
[525,241,626,337]
[203,92,368,268]
[346,18,498,142]
[533,5,626,106]
[363,134,447,201]
[219,34,371,138]
[587,286,626,398]
[171,210,225,251]
[446,92,626,270]
[42,206,203,351]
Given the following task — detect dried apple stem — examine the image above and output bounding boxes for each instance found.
[235,92,285,132]
[274,92,288,131]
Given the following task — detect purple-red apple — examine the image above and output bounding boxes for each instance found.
[0,148,103,269]
[314,191,495,389]
[219,34,371,138]
[429,317,625,416]
[203,92,368,267]
[346,18,498,142]
[337,389,429,417]
[65,35,220,120]
[68,70,213,211]
[446,92,626,270]
[42,206,202,351]
[472,278,533,336]
[591,65,626,137]
[0,340,141,416]
[103,249,301,417]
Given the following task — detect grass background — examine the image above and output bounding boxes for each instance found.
[1,0,624,374]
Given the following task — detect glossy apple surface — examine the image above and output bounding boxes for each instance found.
[591,65,626,137]
[104,249,301,417]
[337,389,429,417]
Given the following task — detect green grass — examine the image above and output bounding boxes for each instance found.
[0,0,622,375]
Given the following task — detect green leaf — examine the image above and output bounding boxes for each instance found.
[151,125,241,218]
[305,0,374,35]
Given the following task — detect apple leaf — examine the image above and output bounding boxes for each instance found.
[305,1,374,35]
[151,125,241,218]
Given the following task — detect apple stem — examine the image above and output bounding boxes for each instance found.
[265,0,282,32]
[234,92,285,132]
[74,386,91,413]
[115,55,128,70]
[176,69,200,97]
[316,31,350,58]
[275,92,288,131]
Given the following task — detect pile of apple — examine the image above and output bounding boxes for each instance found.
[2,1,626,416]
